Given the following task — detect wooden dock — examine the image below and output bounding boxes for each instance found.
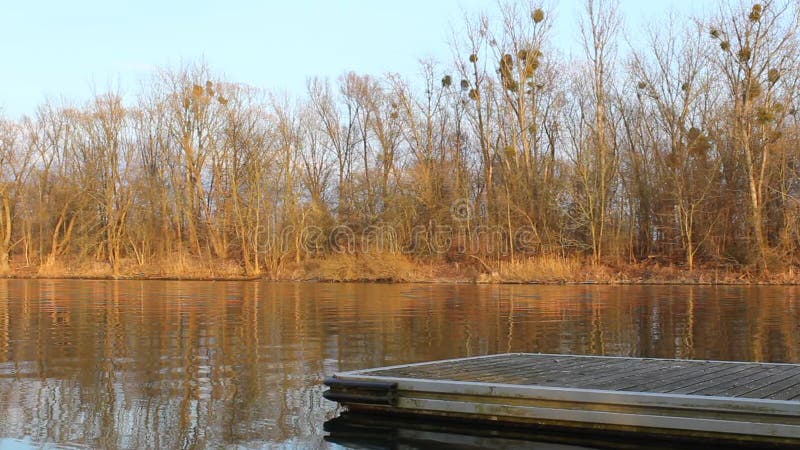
[324,353,800,447]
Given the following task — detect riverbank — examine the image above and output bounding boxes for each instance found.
[2,253,799,284]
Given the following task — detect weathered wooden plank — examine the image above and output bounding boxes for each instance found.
[371,354,606,384]
[534,356,666,383]
[569,359,706,390]
[622,363,751,393]
[493,358,633,386]
[613,362,740,392]
[363,353,800,401]
[503,357,651,386]
[375,354,509,380]
[325,353,800,445]
[739,370,800,400]
[660,364,770,393]
[499,355,611,377]
[473,358,608,385]
[346,353,800,403]
[447,353,526,375]
[509,358,626,384]
[666,364,776,396]
[338,375,800,416]
[705,366,800,398]
[770,381,800,401]
[550,359,729,393]
[695,365,793,396]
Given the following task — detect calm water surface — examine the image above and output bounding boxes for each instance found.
[0,280,798,448]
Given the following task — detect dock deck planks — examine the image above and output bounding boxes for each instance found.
[324,353,800,447]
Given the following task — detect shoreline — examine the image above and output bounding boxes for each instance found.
[2,254,798,285]
[2,273,799,286]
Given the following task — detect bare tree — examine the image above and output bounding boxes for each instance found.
[709,0,800,271]
[627,15,722,269]
[0,118,31,272]
[567,0,622,264]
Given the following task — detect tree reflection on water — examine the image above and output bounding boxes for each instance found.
[0,280,797,448]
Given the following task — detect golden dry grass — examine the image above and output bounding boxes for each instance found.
[7,252,800,284]
[152,254,244,278]
[307,252,421,282]
[37,259,113,278]
[496,255,586,283]
[32,254,247,279]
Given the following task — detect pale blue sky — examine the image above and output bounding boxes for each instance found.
[0,0,707,118]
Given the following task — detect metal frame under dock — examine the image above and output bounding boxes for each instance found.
[323,353,800,447]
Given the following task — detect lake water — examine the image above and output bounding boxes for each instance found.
[0,280,798,448]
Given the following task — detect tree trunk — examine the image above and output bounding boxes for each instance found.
[0,193,10,273]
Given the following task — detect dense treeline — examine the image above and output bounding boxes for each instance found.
[1,0,800,279]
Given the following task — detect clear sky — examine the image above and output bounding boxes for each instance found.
[0,0,708,118]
